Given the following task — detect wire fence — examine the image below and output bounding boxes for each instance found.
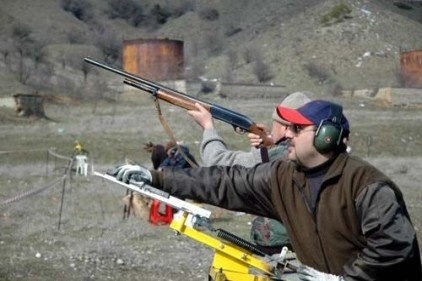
[0,147,80,229]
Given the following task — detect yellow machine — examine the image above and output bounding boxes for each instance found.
[95,172,298,281]
[170,211,297,281]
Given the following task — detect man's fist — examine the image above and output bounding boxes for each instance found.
[297,265,343,281]
[107,164,152,184]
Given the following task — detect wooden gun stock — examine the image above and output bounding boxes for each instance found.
[123,79,211,112]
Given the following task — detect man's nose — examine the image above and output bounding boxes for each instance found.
[285,126,294,138]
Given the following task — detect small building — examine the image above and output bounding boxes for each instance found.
[13,93,46,118]
[122,38,184,81]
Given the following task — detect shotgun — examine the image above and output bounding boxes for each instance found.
[84,58,271,147]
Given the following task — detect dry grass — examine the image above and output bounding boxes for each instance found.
[0,97,421,280]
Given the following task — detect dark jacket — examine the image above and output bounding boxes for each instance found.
[159,145,197,169]
[154,153,422,281]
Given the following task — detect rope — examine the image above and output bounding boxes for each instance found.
[0,175,66,210]
[0,148,73,210]
[48,147,72,161]
[0,149,49,155]
[0,147,79,230]
[0,147,72,162]
[153,96,199,168]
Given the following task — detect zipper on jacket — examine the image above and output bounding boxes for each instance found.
[314,195,332,273]
[295,176,332,273]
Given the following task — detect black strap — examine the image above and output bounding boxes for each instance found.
[329,104,343,124]
[260,147,269,163]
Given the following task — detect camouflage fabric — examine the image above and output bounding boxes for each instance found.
[250,216,290,247]
[250,142,291,249]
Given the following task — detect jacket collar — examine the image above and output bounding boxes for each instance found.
[292,152,349,187]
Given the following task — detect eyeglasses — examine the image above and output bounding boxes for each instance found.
[288,124,316,135]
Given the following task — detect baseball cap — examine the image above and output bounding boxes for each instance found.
[272,91,312,125]
[276,100,349,130]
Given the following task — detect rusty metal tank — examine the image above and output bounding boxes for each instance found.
[400,49,422,88]
[123,38,184,81]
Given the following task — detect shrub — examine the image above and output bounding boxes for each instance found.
[94,29,122,65]
[67,29,86,44]
[394,66,406,88]
[106,0,194,28]
[107,0,144,27]
[0,39,13,65]
[61,0,93,22]
[150,4,171,25]
[166,0,195,18]
[202,31,224,56]
[330,83,344,97]
[243,47,259,64]
[10,23,48,83]
[303,62,331,84]
[199,7,219,21]
[320,3,352,26]
[200,80,217,94]
[223,50,238,82]
[253,59,273,83]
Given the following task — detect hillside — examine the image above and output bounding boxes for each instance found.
[0,0,421,98]
[1,2,422,280]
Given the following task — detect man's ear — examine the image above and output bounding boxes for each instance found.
[342,137,352,154]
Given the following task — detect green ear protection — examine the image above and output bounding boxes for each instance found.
[314,104,344,153]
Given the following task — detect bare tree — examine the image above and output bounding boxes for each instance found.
[224,50,239,83]
[67,29,87,44]
[303,62,331,84]
[63,46,103,82]
[31,41,47,69]
[183,39,205,81]
[107,0,144,27]
[11,24,35,83]
[243,46,259,64]
[95,29,122,65]
[0,39,13,66]
[61,0,93,22]
[248,48,273,83]
[202,30,224,56]
[253,59,273,83]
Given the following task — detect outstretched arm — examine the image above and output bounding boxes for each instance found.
[160,163,277,217]
[188,103,266,167]
[109,162,279,218]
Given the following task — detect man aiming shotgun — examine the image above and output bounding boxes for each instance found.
[106,99,422,281]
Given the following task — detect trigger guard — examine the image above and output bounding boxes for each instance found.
[234,126,246,134]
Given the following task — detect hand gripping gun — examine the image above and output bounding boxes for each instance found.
[95,171,298,281]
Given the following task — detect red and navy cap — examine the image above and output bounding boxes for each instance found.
[276,100,349,130]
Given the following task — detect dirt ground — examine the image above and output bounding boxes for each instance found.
[0,97,421,280]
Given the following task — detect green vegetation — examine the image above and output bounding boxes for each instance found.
[320,3,352,26]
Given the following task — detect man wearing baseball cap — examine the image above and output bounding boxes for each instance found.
[186,91,311,256]
[189,91,312,166]
[277,99,350,159]
[110,99,421,280]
